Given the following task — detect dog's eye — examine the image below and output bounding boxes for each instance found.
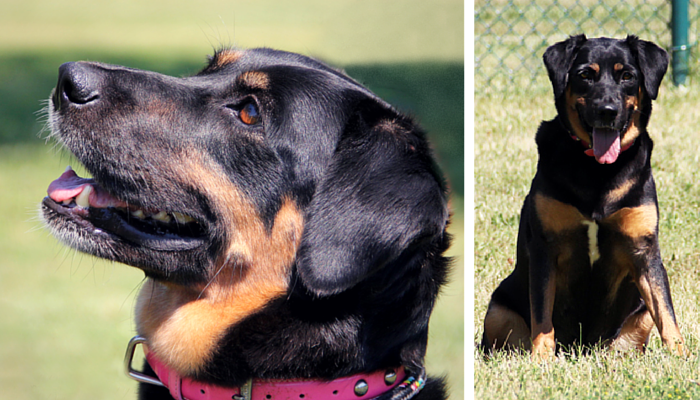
[621,71,634,81]
[578,70,593,80]
[238,102,261,125]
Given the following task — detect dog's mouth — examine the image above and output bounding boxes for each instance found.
[578,114,628,164]
[43,166,206,251]
[591,127,621,164]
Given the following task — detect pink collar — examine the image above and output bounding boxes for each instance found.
[125,336,412,400]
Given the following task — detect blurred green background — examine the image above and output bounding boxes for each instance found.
[0,1,464,399]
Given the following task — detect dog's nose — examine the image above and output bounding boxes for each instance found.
[597,104,618,125]
[54,62,101,109]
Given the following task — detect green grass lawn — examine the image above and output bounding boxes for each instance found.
[0,1,464,399]
[0,0,463,64]
[474,78,700,399]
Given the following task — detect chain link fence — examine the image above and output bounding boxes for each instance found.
[475,0,700,92]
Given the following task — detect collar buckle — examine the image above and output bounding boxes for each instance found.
[232,380,252,400]
[124,335,165,387]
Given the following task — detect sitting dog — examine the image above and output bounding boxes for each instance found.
[481,35,685,358]
[42,48,451,399]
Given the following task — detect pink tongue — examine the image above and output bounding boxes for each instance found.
[47,167,127,208]
[592,128,621,164]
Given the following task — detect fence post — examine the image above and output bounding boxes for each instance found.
[672,0,690,86]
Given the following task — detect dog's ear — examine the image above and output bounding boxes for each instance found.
[295,97,449,297]
[543,34,587,99]
[626,35,669,100]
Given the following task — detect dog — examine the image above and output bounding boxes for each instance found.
[481,35,686,359]
[41,48,451,399]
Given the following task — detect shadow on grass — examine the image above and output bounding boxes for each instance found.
[0,51,463,196]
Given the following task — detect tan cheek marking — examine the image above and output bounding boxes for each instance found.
[534,193,586,233]
[565,87,592,146]
[621,89,643,149]
[603,204,657,239]
[238,71,270,90]
[136,154,304,376]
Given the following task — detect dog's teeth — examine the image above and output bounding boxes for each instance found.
[62,199,73,205]
[131,209,146,219]
[152,211,172,223]
[172,212,195,224]
[75,185,92,208]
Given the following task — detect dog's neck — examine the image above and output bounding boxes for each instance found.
[125,335,426,400]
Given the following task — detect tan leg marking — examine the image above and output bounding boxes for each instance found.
[531,326,555,361]
[530,275,556,361]
[136,153,304,376]
[483,303,531,351]
[636,275,686,356]
[610,309,654,352]
[603,204,685,355]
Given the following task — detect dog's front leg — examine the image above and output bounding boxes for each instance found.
[528,242,557,360]
[606,204,686,356]
[633,249,686,356]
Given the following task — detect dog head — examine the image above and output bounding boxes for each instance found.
[543,35,668,164]
[42,48,449,299]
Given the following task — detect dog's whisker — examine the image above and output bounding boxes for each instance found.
[198,256,230,300]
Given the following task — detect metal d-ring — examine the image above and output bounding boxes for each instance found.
[124,336,165,387]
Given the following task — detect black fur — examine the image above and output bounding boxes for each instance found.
[42,48,451,399]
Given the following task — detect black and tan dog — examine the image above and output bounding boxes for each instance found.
[41,48,451,399]
[481,35,686,358]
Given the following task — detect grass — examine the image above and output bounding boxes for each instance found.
[474,78,700,398]
[0,0,463,64]
[0,1,464,398]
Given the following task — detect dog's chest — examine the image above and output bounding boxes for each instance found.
[534,193,657,270]
[580,220,601,266]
